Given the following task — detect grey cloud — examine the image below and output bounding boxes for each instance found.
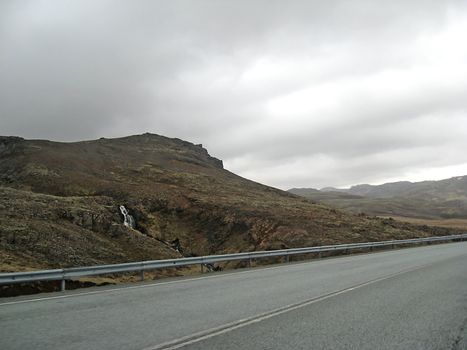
[1,0,467,189]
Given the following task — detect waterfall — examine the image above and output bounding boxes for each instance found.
[119,205,135,228]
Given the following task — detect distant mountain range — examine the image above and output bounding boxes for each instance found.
[289,176,467,220]
[1,133,454,275]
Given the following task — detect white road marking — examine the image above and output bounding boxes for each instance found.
[0,243,455,307]
[142,263,433,350]
[0,258,331,306]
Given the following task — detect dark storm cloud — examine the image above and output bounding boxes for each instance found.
[1,0,467,188]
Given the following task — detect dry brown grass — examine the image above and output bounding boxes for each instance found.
[1,134,462,281]
[382,216,467,230]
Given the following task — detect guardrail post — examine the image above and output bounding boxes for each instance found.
[140,270,145,281]
[1,234,465,293]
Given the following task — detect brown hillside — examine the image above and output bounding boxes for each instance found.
[0,134,457,272]
[290,176,467,221]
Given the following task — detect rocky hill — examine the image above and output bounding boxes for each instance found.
[290,176,467,220]
[321,176,467,200]
[0,134,456,273]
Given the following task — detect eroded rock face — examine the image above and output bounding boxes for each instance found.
[0,187,180,270]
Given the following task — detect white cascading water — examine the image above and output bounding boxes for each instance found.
[119,205,135,228]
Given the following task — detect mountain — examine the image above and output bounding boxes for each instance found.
[322,177,467,200]
[289,176,467,220]
[0,134,455,274]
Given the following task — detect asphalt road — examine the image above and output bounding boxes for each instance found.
[1,242,466,350]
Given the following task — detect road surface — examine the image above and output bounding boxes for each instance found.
[1,242,466,349]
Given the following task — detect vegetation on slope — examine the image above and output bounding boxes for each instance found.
[0,134,457,273]
[290,176,467,221]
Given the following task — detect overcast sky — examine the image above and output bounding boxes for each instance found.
[1,1,467,189]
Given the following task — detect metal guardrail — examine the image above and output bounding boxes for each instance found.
[1,234,466,291]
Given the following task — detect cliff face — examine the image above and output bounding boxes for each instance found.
[0,133,456,272]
